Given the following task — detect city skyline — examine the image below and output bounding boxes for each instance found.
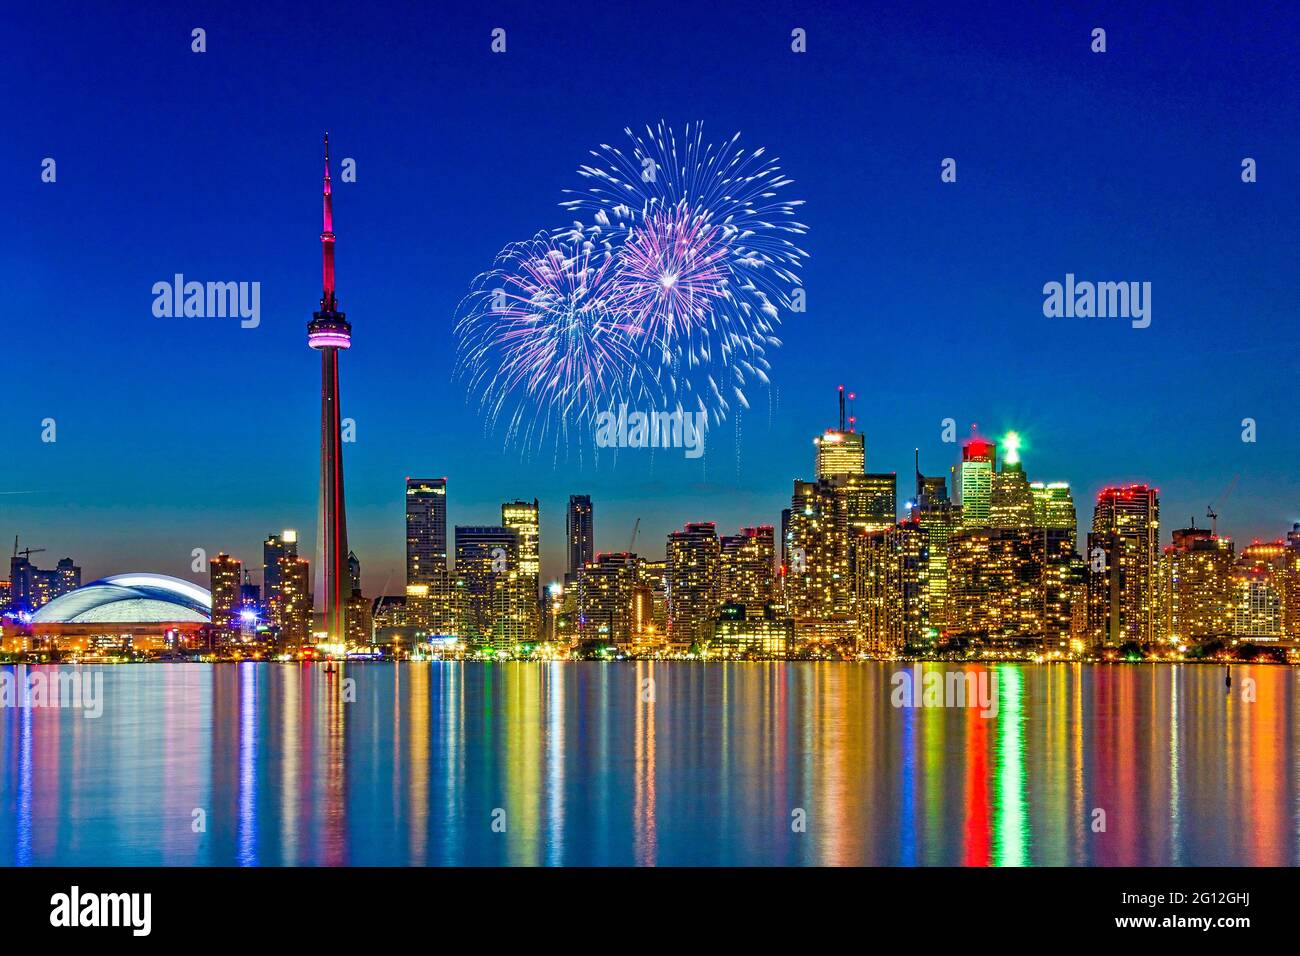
[4,1,1298,597]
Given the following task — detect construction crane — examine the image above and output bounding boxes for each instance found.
[629,518,641,553]
[1206,475,1240,539]
[12,535,45,561]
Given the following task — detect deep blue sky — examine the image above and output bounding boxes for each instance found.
[4,0,1297,593]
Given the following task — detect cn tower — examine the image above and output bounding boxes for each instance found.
[307,133,351,643]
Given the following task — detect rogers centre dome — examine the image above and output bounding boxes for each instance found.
[30,573,212,625]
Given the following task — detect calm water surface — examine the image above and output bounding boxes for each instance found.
[0,662,1294,866]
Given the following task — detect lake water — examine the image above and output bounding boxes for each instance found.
[0,662,1293,866]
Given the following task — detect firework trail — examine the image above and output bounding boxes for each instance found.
[453,232,661,455]
[559,121,809,420]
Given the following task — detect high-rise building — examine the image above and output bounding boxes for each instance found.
[814,386,866,479]
[405,478,448,584]
[947,526,1076,648]
[566,495,594,582]
[7,552,80,614]
[719,526,776,617]
[959,436,996,528]
[209,553,243,643]
[454,525,527,651]
[1087,484,1160,649]
[1162,527,1235,644]
[308,133,353,643]
[1031,482,1077,534]
[502,499,541,641]
[854,520,929,655]
[666,522,721,650]
[914,453,960,636]
[263,530,298,626]
[576,552,638,652]
[278,555,312,646]
[785,479,851,619]
[990,462,1035,530]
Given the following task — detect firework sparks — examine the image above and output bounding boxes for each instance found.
[560,121,809,418]
[454,232,660,454]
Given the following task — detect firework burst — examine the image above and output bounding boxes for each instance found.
[560,121,809,419]
[454,232,659,454]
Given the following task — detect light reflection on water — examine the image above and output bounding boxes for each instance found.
[0,662,1293,866]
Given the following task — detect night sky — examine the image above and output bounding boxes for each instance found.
[4,0,1297,593]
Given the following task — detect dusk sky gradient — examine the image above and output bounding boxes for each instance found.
[4,0,1298,594]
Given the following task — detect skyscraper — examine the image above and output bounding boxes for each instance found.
[263,530,298,628]
[720,526,776,616]
[454,525,526,651]
[308,133,352,643]
[209,553,242,643]
[566,495,594,580]
[278,555,312,646]
[405,478,448,584]
[666,522,721,650]
[1087,484,1160,649]
[814,386,866,479]
[959,436,996,528]
[1162,527,1234,643]
[576,552,638,652]
[502,499,541,642]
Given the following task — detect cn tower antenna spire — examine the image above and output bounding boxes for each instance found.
[321,132,337,313]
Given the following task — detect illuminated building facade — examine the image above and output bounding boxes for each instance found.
[959,437,996,528]
[454,525,527,651]
[913,458,960,634]
[666,522,720,650]
[1087,484,1160,649]
[566,495,594,583]
[7,553,81,615]
[1031,481,1077,533]
[710,605,791,658]
[1162,527,1235,643]
[209,553,243,644]
[576,552,638,652]
[277,555,312,646]
[719,525,776,616]
[263,530,298,628]
[502,499,541,641]
[406,478,447,582]
[785,479,851,619]
[854,520,929,655]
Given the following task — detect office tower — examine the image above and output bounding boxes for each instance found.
[666,522,721,650]
[345,590,372,645]
[814,386,866,479]
[1087,484,1160,649]
[405,478,448,583]
[209,554,243,642]
[576,552,638,652]
[1162,527,1235,644]
[854,520,929,655]
[914,453,960,635]
[1233,568,1283,639]
[566,495,594,581]
[263,530,299,627]
[455,525,525,651]
[1031,482,1077,535]
[54,558,80,599]
[989,437,1035,529]
[277,555,312,646]
[779,508,792,568]
[785,479,851,619]
[502,499,541,641]
[959,436,996,527]
[308,134,353,643]
[947,526,1076,648]
[239,576,262,635]
[0,579,10,612]
[720,526,776,616]
[347,551,362,594]
[7,549,80,615]
[1285,524,1300,641]
[640,558,670,644]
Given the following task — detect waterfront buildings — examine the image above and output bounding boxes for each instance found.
[566,495,594,584]
[1087,484,1160,649]
[666,521,721,650]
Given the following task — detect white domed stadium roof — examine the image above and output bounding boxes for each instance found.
[30,573,212,625]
